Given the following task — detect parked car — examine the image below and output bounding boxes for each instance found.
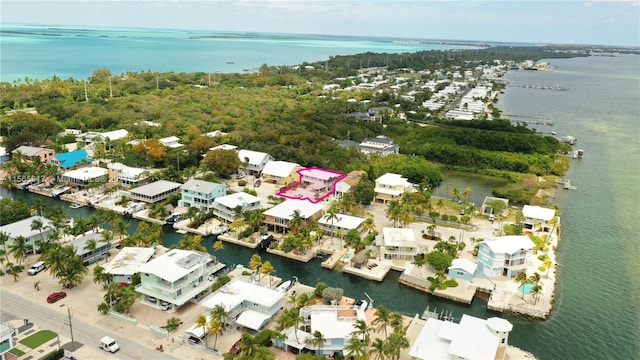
[160,301,171,311]
[147,296,157,304]
[47,292,67,303]
[28,261,46,275]
[254,179,262,187]
[460,208,465,215]
[230,339,242,354]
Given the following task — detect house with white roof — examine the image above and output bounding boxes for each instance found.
[448,258,478,282]
[209,144,237,151]
[261,161,301,185]
[76,129,128,146]
[136,249,225,312]
[318,214,366,237]
[334,170,367,199]
[0,216,54,253]
[263,199,324,234]
[200,278,285,331]
[408,314,512,360]
[178,179,227,211]
[107,162,151,188]
[237,149,274,175]
[476,235,535,279]
[102,247,155,284]
[60,166,108,188]
[297,304,368,357]
[378,227,419,261]
[159,136,184,148]
[374,173,414,204]
[522,205,556,233]
[358,135,399,155]
[212,192,262,223]
[129,180,182,203]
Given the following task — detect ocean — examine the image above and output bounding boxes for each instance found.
[0,23,477,82]
[1,24,639,359]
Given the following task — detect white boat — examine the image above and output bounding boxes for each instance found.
[210,225,230,236]
[69,202,84,209]
[276,280,292,293]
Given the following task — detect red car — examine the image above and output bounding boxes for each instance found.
[47,292,67,303]
[229,339,242,354]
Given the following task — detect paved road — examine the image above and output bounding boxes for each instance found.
[0,290,177,360]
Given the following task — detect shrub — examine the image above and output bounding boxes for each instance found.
[314,282,329,298]
[321,287,343,303]
[211,275,231,292]
[238,180,247,186]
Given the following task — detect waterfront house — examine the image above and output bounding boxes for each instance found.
[60,167,108,188]
[102,247,155,285]
[107,163,151,188]
[212,192,262,223]
[297,304,368,357]
[263,199,324,234]
[0,147,9,165]
[378,227,419,261]
[200,278,286,331]
[522,205,556,233]
[237,149,274,175]
[261,161,301,185]
[11,145,55,164]
[476,236,534,279]
[318,213,366,237]
[178,179,227,211]
[481,196,509,215]
[448,258,478,282]
[70,232,112,265]
[129,180,182,203]
[136,249,225,312]
[0,324,14,359]
[408,314,512,360]
[0,216,54,253]
[374,173,415,204]
[334,170,366,199]
[49,149,92,170]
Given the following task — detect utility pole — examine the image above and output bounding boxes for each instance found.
[109,76,113,98]
[208,72,211,87]
[84,80,88,102]
[68,307,75,351]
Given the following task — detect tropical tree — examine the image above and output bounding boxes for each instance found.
[57,255,88,288]
[307,330,327,356]
[289,209,305,234]
[100,230,114,261]
[411,253,427,277]
[372,304,392,340]
[8,235,29,266]
[323,203,340,241]
[386,332,410,360]
[352,318,371,344]
[208,318,224,350]
[114,218,129,241]
[84,238,98,264]
[515,271,530,299]
[385,200,401,227]
[30,218,46,250]
[344,335,368,360]
[363,217,377,234]
[260,260,276,287]
[7,263,24,282]
[249,254,263,280]
[530,284,543,304]
[369,338,389,360]
[196,314,208,347]
[93,265,113,288]
[210,303,229,330]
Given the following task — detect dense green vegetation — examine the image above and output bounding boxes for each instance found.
[1,46,580,203]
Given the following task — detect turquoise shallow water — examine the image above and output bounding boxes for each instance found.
[1,25,638,358]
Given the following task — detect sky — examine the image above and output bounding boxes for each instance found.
[1,1,639,47]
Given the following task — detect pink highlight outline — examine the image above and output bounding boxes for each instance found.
[276,167,346,203]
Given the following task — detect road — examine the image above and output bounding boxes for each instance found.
[0,290,178,360]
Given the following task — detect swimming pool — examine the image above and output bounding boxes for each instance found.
[518,283,536,294]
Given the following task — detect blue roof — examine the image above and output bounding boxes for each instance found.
[52,149,92,169]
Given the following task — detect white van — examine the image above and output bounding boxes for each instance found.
[99,336,120,353]
[27,261,46,275]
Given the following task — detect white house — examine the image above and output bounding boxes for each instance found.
[136,249,225,312]
[374,173,415,204]
[200,278,286,331]
[522,205,556,233]
[263,199,324,234]
[408,315,513,360]
[237,149,274,175]
[378,227,419,261]
[212,192,262,223]
[107,163,150,188]
[102,247,155,284]
[0,216,54,254]
[159,136,184,148]
[261,161,301,185]
[60,167,108,187]
[178,179,227,211]
[334,170,366,199]
[129,180,182,203]
[318,214,366,236]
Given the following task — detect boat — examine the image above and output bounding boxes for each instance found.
[209,224,230,236]
[560,135,577,145]
[276,280,292,293]
[69,202,84,209]
[576,149,584,158]
[226,60,234,64]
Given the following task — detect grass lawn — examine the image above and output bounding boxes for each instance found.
[9,348,25,356]
[19,330,57,349]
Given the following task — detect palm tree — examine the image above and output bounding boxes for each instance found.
[93,265,113,288]
[114,218,129,241]
[306,330,326,356]
[30,218,45,253]
[385,200,401,227]
[185,206,199,227]
[530,284,543,304]
[515,271,530,299]
[196,314,208,347]
[411,254,427,277]
[363,217,377,234]
[210,304,229,330]
[9,236,29,266]
[352,318,371,344]
[323,204,340,241]
[208,318,224,350]
[84,238,98,265]
[57,255,88,288]
[100,230,114,261]
[369,338,389,360]
[389,312,404,334]
[289,209,305,234]
[248,254,262,280]
[260,260,276,287]
[386,332,409,360]
[344,335,368,360]
[372,304,392,340]
[213,240,225,252]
